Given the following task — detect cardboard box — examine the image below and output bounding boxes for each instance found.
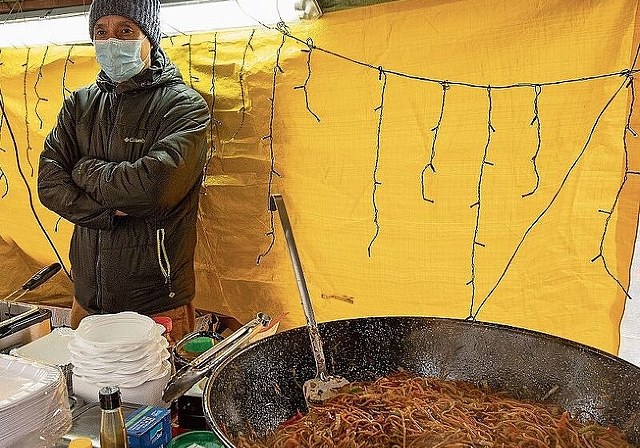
[125,406,172,448]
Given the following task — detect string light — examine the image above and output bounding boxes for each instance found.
[22,48,35,176]
[522,85,542,198]
[367,67,387,257]
[471,74,633,319]
[0,9,638,320]
[202,32,221,183]
[0,168,7,198]
[231,30,255,141]
[34,46,49,131]
[256,31,286,265]
[294,38,320,122]
[0,87,70,279]
[421,81,449,204]
[62,46,75,99]
[590,71,637,301]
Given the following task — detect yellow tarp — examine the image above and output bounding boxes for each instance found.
[1,0,639,354]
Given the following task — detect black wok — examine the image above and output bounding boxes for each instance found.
[203,316,640,447]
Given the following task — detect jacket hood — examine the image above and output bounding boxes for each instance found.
[96,47,181,93]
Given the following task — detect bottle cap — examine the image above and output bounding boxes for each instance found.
[99,385,122,410]
[68,437,93,448]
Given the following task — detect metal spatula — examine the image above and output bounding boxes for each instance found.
[270,194,349,404]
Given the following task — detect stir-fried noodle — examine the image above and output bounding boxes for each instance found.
[236,372,635,448]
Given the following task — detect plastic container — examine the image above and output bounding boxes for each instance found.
[172,331,223,371]
[167,431,223,448]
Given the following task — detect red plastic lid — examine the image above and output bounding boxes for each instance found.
[153,316,173,333]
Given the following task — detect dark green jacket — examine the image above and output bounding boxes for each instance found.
[38,48,210,315]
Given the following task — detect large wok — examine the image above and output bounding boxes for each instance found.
[203,316,640,447]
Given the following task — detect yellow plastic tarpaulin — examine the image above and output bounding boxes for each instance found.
[1,0,639,354]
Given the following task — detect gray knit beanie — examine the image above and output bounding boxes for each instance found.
[89,0,162,48]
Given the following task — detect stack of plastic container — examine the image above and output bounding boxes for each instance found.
[69,312,171,407]
[0,354,72,447]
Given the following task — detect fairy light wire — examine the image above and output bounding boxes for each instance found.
[256,31,286,265]
[471,76,631,319]
[0,9,638,318]
[421,81,448,203]
[0,86,71,279]
[22,46,35,176]
[293,38,321,122]
[231,29,255,141]
[367,68,387,257]
[522,84,542,198]
[590,70,637,301]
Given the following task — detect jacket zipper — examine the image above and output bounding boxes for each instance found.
[96,230,102,309]
[156,228,175,298]
[97,92,121,310]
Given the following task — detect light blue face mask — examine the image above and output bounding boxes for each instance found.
[94,37,148,83]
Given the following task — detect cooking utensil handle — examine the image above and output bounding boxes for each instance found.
[162,313,272,402]
[21,263,62,291]
[191,312,271,369]
[270,194,330,378]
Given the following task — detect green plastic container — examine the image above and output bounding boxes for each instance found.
[168,431,223,448]
[182,336,215,354]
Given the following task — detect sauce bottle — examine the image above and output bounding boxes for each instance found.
[99,386,129,448]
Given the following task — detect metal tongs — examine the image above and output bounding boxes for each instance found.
[162,312,272,402]
[1,263,62,329]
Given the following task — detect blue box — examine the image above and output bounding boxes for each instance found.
[125,406,172,448]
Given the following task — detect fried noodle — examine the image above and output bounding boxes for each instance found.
[235,372,635,448]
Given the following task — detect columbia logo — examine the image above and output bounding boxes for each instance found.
[124,137,145,143]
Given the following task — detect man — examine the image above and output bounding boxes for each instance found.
[38,0,210,340]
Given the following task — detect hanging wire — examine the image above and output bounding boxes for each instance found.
[0,167,7,198]
[0,87,71,279]
[34,46,50,130]
[467,87,495,318]
[0,48,4,148]
[367,67,387,257]
[522,84,542,198]
[202,32,221,181]
[270,27,640,315]
[61,45,75,99]
[184,35,200,88]
[21,47,35,176]
[256,32,287,265]
[231,29,255,141]
[590,69,637,300]
[471,76,630,320]
[293,38,320,122]
[421,81,449,203]
[0,49,6,197]
[4,4,636,313]
[278,30,639,91]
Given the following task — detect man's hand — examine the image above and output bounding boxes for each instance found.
[115,210,128,216]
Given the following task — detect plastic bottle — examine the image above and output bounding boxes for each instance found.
[68,438,93,448]
[99,386,129,448]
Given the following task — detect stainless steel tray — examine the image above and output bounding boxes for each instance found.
[0,307,52,352]
[0,300,40,329]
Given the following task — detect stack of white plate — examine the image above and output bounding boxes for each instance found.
[0,354,72,448]
[69,312,171,407]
